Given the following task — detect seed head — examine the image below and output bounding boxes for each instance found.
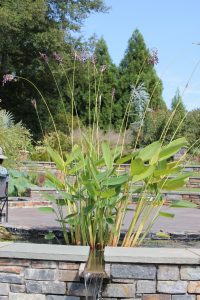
[148,48,159,66]
[100,65,107,73]
[73,50,90,63]
[39,52,49,63]
[111,88,116,98]
[2,74,15,86]
[91,55,97,65]
[31,99,37,109]
[53,52,63,65]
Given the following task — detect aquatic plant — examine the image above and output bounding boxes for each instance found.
[2,50,198,249]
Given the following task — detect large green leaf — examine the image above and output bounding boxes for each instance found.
[58,191,76,201]
[102,174,129,186]
[44,232,56,240]
[154,167,181,178]
[159,211,175,218]
[116,151,138,165]
[171,200,197,208]
[87,159,100,189]
[46,171,65,190]
[101,189,116,198]
[65,144,80,165]
[64,212,78,220]
[159,137,187,162]
[166,160,183,169]
[83,204,95,214]
[96,171,110,182]
[156,232,170,239]
[160,179,185,190]
[47,147,65,171]
[69,160,85,175]
[102,141,113,170]
[38,207,55,213]
[84,181,97,198]
[130,158,145,176]
[106,217,114,225]
[160,173,190,190]
[132,165,155,183]
[137,141,161,162]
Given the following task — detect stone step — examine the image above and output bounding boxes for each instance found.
[8,198,52,208]
[25,184,200,206]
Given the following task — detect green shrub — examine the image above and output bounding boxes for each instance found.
[0,109,32,167]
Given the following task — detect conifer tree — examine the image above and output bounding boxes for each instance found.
[118,29,166,126]
[171,88,186,118]
[93,38,118,129]
[71,38,118,130]
[169,88,187,138]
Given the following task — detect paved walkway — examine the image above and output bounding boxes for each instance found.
[5,206,200,233]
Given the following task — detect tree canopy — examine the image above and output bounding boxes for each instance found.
[0,0,107,138]
[2,2,197,154]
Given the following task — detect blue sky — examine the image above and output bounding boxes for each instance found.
[80,0,200,110]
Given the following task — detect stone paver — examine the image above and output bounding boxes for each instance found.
[0,243,89,262]
[105,247,200,264]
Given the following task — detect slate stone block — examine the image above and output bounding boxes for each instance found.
[102,283,135,298]
[111,264,156,279]
[25,269,56,281]
[157,281,188,294]
[158,266,180,280]
[181,267,200,280]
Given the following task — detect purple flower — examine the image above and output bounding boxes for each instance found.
[39,52,49,63]
[148,48,159,66]
[2,74,15,86]
[73,50,90,63]
[52,52,63,65]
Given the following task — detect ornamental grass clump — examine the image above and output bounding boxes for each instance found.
[2,50,197,249]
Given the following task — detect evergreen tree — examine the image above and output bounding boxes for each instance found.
[93,38,118,129]
[171,88,186,117]
[185,109,200,147]
[70,37,119,130]
[169,88,187,138]
[118,29,166,127]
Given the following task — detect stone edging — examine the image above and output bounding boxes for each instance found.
[0,243,200,265]
[104,247,200,264]
[0,243,89,262]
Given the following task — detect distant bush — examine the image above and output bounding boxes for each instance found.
[0,109,32,166]
[31,131,71,161]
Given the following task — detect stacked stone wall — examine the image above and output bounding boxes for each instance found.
[0,244,199,299]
